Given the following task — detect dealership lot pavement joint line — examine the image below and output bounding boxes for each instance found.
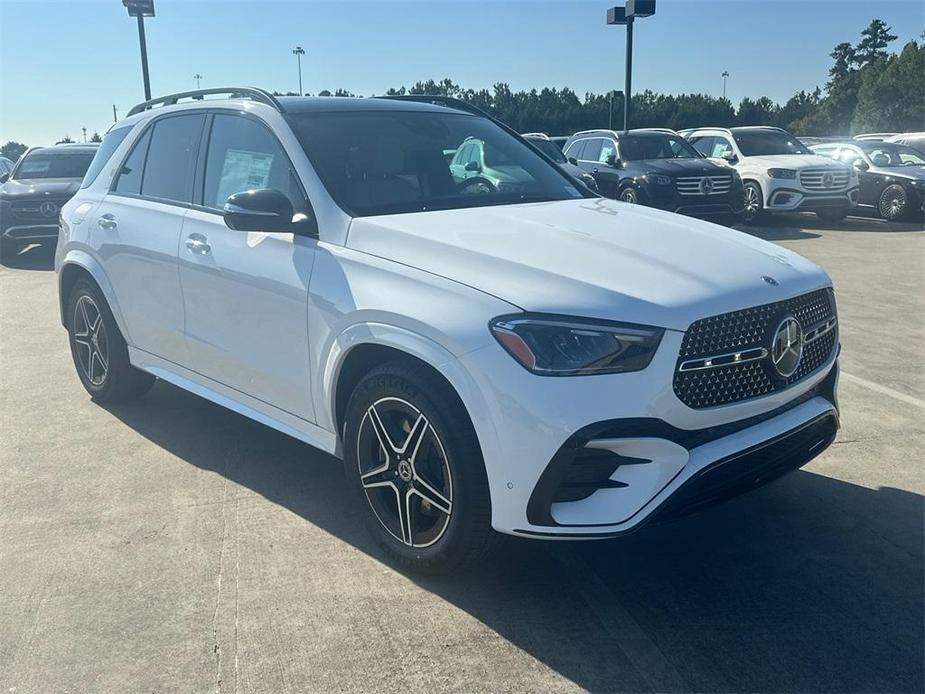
[841,371,925,409]
[551,546,691,693]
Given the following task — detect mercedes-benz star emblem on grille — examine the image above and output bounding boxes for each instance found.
[699,177,714,195]
[770,316,803,378]
[762,275,779,286]
[39,201,58,218]
[821,172,834,189]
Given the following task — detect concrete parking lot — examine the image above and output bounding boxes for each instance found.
[1,214,923,693]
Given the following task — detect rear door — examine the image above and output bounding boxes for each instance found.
[91,113,205,362]
[177,112,318,421]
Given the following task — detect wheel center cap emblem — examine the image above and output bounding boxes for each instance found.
[397,460,413,482]
[770,316,803,378]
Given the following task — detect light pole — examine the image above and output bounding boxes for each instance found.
[194,73,203,89]
[607,1,656,131]
[292,46,305,95]
[122,0,155,101]
[722,70,730,100]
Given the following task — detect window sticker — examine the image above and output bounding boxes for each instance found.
[215,148,274,207]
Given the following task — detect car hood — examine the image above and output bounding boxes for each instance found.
[0,177,82,199]
[630,158,728,176]
[740,153,849,171]
[347,198,830,330]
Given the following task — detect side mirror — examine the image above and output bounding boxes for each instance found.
[0,173,9,184]
[568,157,579,166]
[223,189,317,237]
[606,154,623,168]
[721,151,738,164]
[853,159,869,171]
[464,161,481,172]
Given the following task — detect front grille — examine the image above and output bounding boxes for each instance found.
[11,198,68,221]
[799,168,850,191]
[676,175,733,196]
[673,289,837,409]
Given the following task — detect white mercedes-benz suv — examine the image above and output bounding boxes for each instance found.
[56,89,840,571]
[681,126,859,224]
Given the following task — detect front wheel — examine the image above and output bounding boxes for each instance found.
[343,361,493,572]
[742,182,764,224]
[619,187,639,204]
[66,279,155,402]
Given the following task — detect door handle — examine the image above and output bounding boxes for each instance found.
[185,234,211,255]
[97,214,117,230]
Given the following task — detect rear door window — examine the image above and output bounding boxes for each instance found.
[580,139,603,162]
[565,140,586,161]
[689,136,714,157]
[113,129,152,196]
[81,126,132,189]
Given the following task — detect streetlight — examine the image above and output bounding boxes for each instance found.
[292,46,305,95]
[722,70,730,100]
[194,73,203,89]
[122,0,155,101]
[606,0,656,131]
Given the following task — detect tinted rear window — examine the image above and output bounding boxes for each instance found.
[140,114,205,203]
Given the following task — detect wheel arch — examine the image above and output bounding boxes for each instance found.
[58,252,130,341]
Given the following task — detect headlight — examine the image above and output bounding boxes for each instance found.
[767,168,797,179]
[489,314,664,376]
[644,174,672,185]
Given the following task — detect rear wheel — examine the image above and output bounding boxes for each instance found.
[344,361,493,572]
[878,184,908,221]
[742,181,764,224]
[66,279,155,402]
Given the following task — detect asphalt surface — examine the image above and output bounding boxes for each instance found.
[1,213,923,693]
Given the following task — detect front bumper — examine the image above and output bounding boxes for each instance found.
[1,223,59,241]
[644,184,745,219]
[457,331,840,538]
[765,183,859,213]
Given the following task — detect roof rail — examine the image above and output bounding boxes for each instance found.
[572,129,621,138]
[374,94,494,120]
[127,87,284,117]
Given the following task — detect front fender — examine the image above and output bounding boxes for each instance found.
[58,250,132,343]
[318,322,500,463]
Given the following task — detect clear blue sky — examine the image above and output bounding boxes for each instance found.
[1,0,922,146]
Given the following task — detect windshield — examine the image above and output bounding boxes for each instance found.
[859,143,925,167]
[527,138,567,164]
[13,150,96,180]
[732,130,811,156]
[619,133,700,161]
[286,110,587,216]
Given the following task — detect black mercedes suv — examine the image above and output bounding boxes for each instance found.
[0,144,98,256]
[563,128,745,221]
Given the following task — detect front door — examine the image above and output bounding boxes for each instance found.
[177,113,318,421]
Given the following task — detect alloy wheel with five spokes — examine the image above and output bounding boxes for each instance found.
[357,397,454,548]
[73,295,109,386]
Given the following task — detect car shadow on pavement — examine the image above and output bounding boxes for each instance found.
[0,242,55,271]
[102,381,924,693]
[737,213,925,240]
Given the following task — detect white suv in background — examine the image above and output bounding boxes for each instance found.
[681,126,859,223]
[56,88,841,571]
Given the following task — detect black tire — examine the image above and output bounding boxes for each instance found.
[343,361,493,573]
[742,181,765,224]
[878,184,909,222]
[816,208,847,224]
[66,278,155,402]
[619,187,639,204]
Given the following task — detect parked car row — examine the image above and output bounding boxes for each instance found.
[522,124,923,224]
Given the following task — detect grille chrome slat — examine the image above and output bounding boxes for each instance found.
[673,289,838,409]
[799,168,850,191]
[675,175,733,196]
